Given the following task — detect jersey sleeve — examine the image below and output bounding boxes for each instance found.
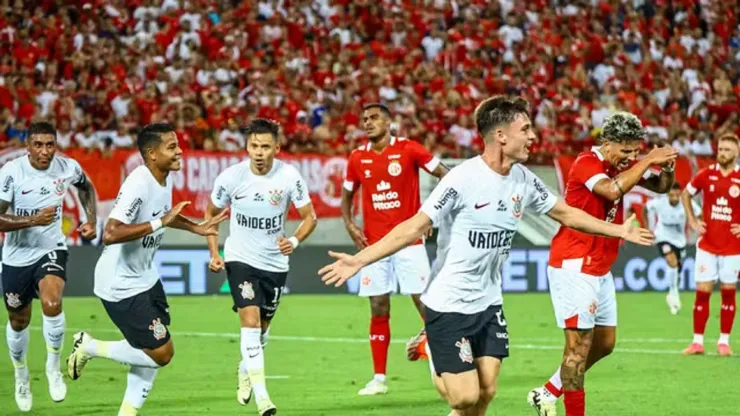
[406,140,441,173]
[69,158,87,186]
[420,169,463,226]
[288,169,311,209]
[571,154,608,192]
[686,168,709,196]
[0,162,15,203]
[526,170,559,214]
[343,151,361,192]
[109,173,145,224]
[210,169,233,209]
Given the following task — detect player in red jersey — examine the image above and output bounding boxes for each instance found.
[527,112,678,416]
[341,103,448,396]
[681,134,740,357]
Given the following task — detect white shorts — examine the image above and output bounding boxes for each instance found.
[358,244,431,297]
[548,266,617,330]
[694,248,740,285]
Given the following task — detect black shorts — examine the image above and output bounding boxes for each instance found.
[101,280,171,350]
[657,242,686,267]
[425,304,509,375]
[2,250,68,311]
[226,261,287,321]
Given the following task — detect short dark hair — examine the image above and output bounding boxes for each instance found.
[28,122,56,139]
[240,118,280,141]
[719,133,739,146]
[362,103,391,118]
[600,112,645,143]
[137,123,173,159]
[474,95,531,139]
[670,182,681,191]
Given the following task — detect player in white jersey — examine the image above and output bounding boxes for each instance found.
[206,119,317,416]
[65,123,226,416]
[644,182,701,315]
[0,122,97,412]
[318,96,653,416]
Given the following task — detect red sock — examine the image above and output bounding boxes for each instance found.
[545,381,563,398]
[720,288,736,335]
[564,389,585,416]
[693,291,711,336]
[369,315,390,376]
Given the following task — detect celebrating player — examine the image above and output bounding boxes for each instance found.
[681,133,740,356]
[528,112,677,416]
[205,119,317,416]
[1,122,97,412]
[341,103,448,395]
[320,96,654,416]
[644,183,701,315]
[65,123,226,416]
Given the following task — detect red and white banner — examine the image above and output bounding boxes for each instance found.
[124,151,349,219]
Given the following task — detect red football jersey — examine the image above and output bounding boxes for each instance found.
[686,163,740,256]
[344,137,440,245]
[549,148,652,276]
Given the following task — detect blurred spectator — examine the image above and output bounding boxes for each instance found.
[691,132,714,156]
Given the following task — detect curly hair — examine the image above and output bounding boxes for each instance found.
[600,111,645,143]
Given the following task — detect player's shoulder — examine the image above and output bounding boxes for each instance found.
[392,136,421,150]
[574,148,601,165]
[274,159,302,179]
[221,159,250,176]
[124,165,152,187]
[0,155,23,173]
[52,154,81,172]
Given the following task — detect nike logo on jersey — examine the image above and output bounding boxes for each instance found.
[21,189,32,195]
[152,210,161,217]
[235,194,246,200]
[474,202,490,209]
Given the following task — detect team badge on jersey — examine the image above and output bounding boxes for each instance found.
[5,293,21,308]
[455,337,473,363]
[588,300,598,316]
[239,281,255,300]
[388,160,402,177]
[730,185,739,198]
[511,195,523,218]
[268,189,283,206]
[149,318,167,340]
[53,178,65,196]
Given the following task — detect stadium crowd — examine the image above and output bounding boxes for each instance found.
[0,0,738,163]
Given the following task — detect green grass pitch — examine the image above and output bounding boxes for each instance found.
[1,292,739,415]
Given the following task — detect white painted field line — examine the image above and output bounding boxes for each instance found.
[20,326,701,356]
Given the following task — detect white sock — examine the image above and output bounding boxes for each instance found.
[693,334,704,345]
[374,374,386,382]
[547,367,563,392]
[242,327,269,401]
[718,333,730,345]
[261,326,270,349]
[667,267,679,293]
[6,322,30,381]
[119,366,158,415]
[43,312,65,372]
[84,339,160,368]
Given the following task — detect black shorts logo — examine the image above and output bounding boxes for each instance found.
[456,337,473,363]
[239,282,255,300]
[5,292,21,308]
[149,318,167,340]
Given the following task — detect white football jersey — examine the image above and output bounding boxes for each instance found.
[211,159,310,273]
[646,195,700,249]
[0,155,85,266]
[420,157,557,314]
[94,166,172,302]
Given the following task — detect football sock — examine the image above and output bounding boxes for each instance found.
[242,327,269,401]
[261,325,270,349]
[119,366,157,415]
[6,322,30,381]
[564,389,585,416]
[43,312,65,372]
[692,291,711,343]
[84,339,160,368]
[667,266,679,294]
[544,367,563,397]
[720,288,736,344]
[370,315,390,380]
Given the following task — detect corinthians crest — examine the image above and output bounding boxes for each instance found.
[268,189,283,206]
[239,281,255,300]
[53,178,65,196]
[456,337,473,363]
[511,194,523,218]
[149,318,167,340]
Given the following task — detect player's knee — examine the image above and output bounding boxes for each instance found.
[447,390,479,410]
[40,297,62,316]
[370,295,390,316]
[151,342,174,367]
[8,314,30,331]
[479,383,497,404]
[238,307,261,328]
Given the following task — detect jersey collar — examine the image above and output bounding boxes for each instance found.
[591,146,605,161]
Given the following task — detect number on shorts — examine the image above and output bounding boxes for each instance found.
[272,287,282,304]
[496,309,507,327]
[48,251,57,261]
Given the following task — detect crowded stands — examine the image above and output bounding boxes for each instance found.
[0,0,738,164]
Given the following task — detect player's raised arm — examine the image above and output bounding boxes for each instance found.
[102,201,192,245]
[167,209,228,237]
[546,199,654,245]
[72,168,98,240]
[592,145,677,201]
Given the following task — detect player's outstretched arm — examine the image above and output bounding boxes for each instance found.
[319,211,432,287]
[75,175,98,240]
[102,201,193,245]
[169,207,228,237]
[0,199,56,232]
[592,146,677,201]
[546,200,654,245]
